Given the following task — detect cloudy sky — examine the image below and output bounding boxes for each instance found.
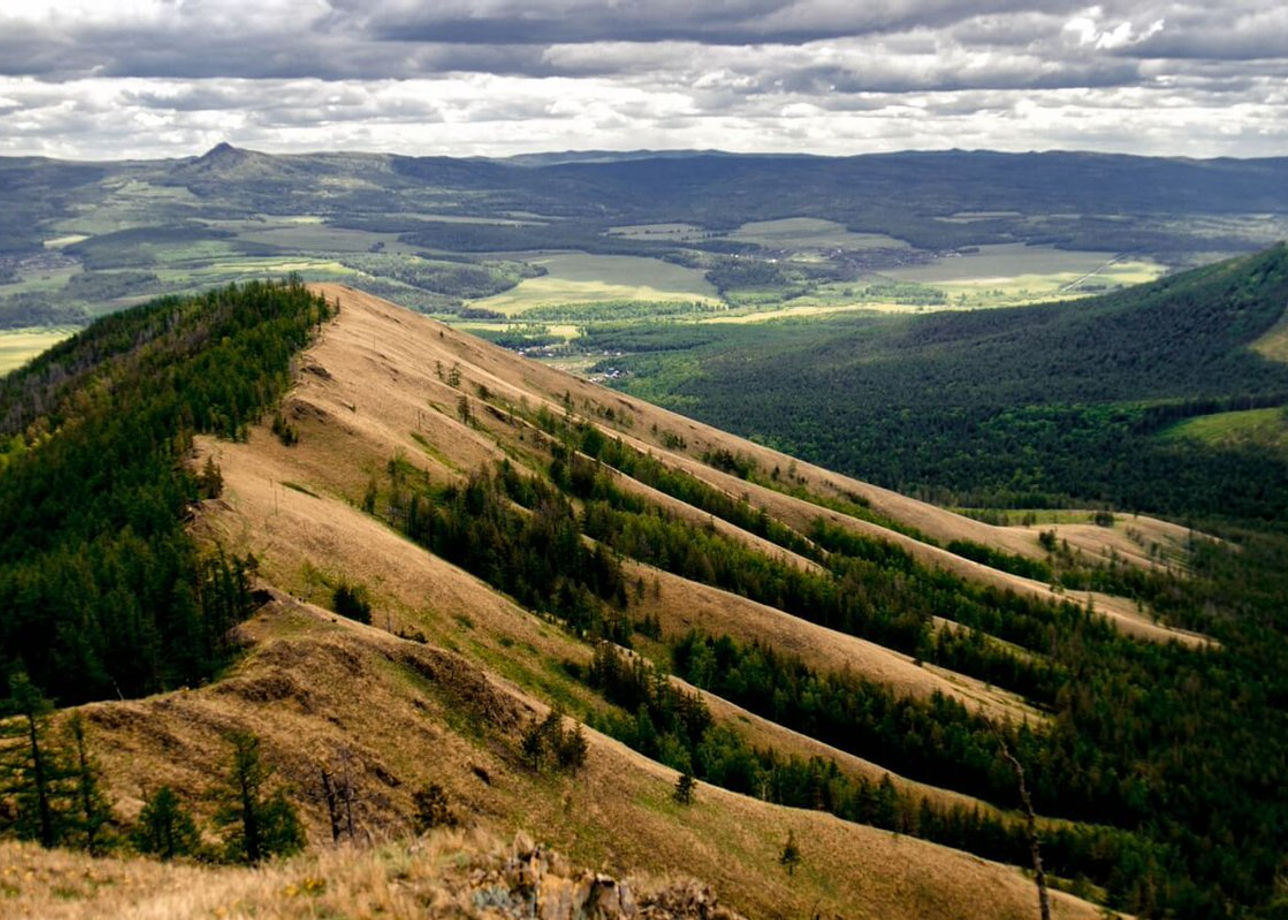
[0,0,1284,161]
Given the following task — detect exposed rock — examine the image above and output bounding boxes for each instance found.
[456,833,746,920]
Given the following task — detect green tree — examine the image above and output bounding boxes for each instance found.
[779,829,802,876]
[213,732,304,864]
[673,767,696,806]
[556,721,589,772]
[133,786,200,860]
[331,582,372,624]
[520,721,546,771]
[197,455,224,498]
[66,713,114,855]
[0,673,71,847]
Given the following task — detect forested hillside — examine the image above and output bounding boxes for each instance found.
[0,279,332,702]
[598,243,1288,520]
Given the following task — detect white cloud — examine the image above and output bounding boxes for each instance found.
[0,1,1282,159]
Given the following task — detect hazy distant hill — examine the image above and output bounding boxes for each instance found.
[2,146,1286,258]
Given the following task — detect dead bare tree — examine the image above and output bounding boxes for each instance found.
[999,738,1051,920]
[320,767,342,843]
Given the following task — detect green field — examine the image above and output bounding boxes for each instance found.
[233,224,416,254]
[884,243,1160,283]
[1161,407,1288,450]
[0,327,79,374]
[467,251,719,316]
[606,223,708,241]
[1,261,84,295]
[728,218,909,251]
[879,244,1165,305]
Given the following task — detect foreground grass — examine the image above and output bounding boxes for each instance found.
[0,830,724,920]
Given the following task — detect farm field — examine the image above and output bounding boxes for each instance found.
[154,258,354,286]
[230,223,416,254]
[607,222,708,241]
[699,301,928,323]
[1161,406,1288,451]
[1,259,83,295]
[880,244,1165,304]
[467,251,720,315]
[727,217,909,251]
[0,326,78,373]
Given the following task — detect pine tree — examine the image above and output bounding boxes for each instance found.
[66,713,114,855]
[133,786,200,860]
[0,673,74,847]
[213,732,304,864]
[673,767,696,806]
[520,721,546,771]
[197,455,224,498]
[779,829,802,877]
[557,721,589,772]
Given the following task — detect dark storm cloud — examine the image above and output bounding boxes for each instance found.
[0,1,1281,83]
[359,0,984,46]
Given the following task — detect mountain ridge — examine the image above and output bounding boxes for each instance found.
[5,265,1286,917]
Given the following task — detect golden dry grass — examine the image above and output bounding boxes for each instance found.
[287,285,1065,706]
[1251,306,1288,363]
[0,327,79,375]
[0,831,504,920]
[195,406,1018,841]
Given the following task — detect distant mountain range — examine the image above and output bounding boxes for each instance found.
[4,145,1287,257]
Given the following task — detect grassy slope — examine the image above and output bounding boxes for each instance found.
[1161,406,1288,451]
[10,283,1201,918]
[304,283,1201,647]
[170,284,1129,916]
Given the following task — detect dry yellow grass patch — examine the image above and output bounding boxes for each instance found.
[0,831,499,920]
[197,419,1012,836]
[0,813,1104,920]
[1251,305,1288,363]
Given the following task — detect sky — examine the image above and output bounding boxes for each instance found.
[0,0,1284,161]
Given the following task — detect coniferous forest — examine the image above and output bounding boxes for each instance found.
[0,279,333,703]
[593,244,1288,522]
